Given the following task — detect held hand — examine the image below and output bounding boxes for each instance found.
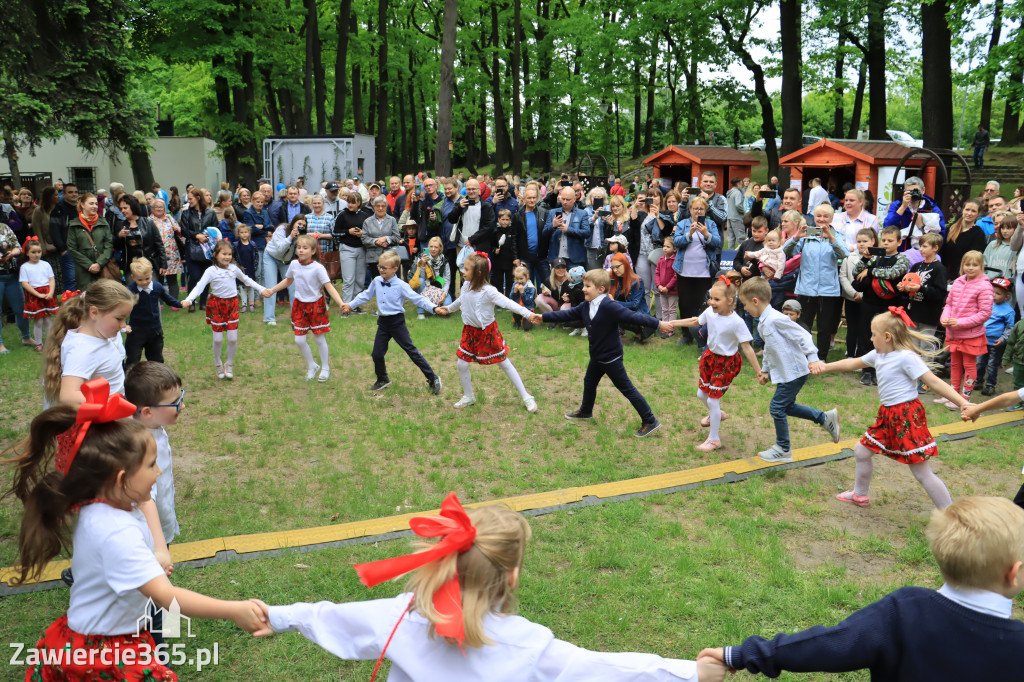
[962,403,982,422]
[154,548,174,576]
[758,371,770,385]
[181,300,192,309]
[340,303,352,314]
[658,321,673,334]
[232,600,272,637]
[529,313,544,325]
[808,361,825,375]
[435,306,449,316]
[696,656,730,682]
[261,289,274,299]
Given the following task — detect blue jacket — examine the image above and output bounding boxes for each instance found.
[412,193,447,244]
[542,296,660,362]
[543,207,590,264]
[782,236,846,297]
[268,199,310,228]
[986,300,1016,343]
[672,219,723,278]
[487,195,519,218]
[127,280,181,329]
[614,279,649,315]
[883,195,946,234]
[243,207,272,248]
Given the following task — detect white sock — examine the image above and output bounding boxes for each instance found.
[33,320,44,345]
[313,333,329,370]
[697,389,722,441]
[295,335,315,369]
[457,358,474,399]
[498,359,530,401]
[909,461,953,509]
[212,331,223,367]
[226,329,238,366]
[853,443,875,496]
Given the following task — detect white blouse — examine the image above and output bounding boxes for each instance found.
[184,263,264,302]
[448,284,532,329]
[268,593,698,682]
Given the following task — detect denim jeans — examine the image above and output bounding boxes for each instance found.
[973,145,986,168]
[522,252,550,292]
[770,374,825,451]
[262,251,294,322]
[0,270,30,343]
[579,357,655,424]
[59,251,77,292]
[976,341,1007,388]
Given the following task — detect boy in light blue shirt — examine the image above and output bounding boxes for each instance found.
[978,277,1016,396]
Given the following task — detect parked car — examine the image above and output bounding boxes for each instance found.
[744,137,783,151]
[886,130,923,147]
[801,134,823,145]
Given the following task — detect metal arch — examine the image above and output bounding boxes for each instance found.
[891,146,973,221]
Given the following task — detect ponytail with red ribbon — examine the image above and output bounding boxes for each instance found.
[887,306,916,328]
[55,378,138,475]
[717,274,732,286]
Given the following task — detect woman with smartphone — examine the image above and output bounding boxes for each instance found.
[671,196,722,347]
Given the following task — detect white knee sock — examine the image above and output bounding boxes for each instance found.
[33,319,44,345]
[294,335,315,369]
[457,358,474,399]
[313,333,329,369]
[853,443,875,496]
[909,462,953,509]
[212,331,223,367]
[226,329,238,366]
[498,359,530,401]
[698,389,722,441]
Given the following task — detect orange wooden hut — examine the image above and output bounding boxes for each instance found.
[643,146,759,195]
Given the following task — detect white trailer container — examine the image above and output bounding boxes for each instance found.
[262,135,376,189]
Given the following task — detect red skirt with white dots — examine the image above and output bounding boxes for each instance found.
[205,295,239,331]
[860,398,937,464]
[698,349,742,399]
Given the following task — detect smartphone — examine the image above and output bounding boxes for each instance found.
[644,198,654,205]
[467,199,477,206]
[598,208,611,217]
[759,190,775,199]
[805,225,823,237]
[867,246,887,256]
[560,180,572,187]
[593,197,604,209]
[688,187,702,195]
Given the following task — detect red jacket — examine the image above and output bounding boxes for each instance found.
[655,254,678,294]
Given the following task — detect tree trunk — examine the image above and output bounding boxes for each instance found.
[779,0,802,165]
[665,40,679,144]
[687,51,703,141]
[866,0,887,139]
[569,44,582,165]
[632,56,642,158]
[300,0,315,135]
[332,0,353,133]
[231,50,259,188]
[479,104,488,167]
[376,0,388,178]
[921,0,953,148]
[420,81,432,169]
[998,52,1022,146]
[643,41,657,154]
[351,15,365,133]
[490,3,506,173]
[129,148,155,193]
[262,67,284,136]
[521,21,533,166]
[979,0,1003,131]
[832,18,847,139]
[397,72,408,168]
[278,86,298,135]
[408,52,419,168]
[4,132,21,188]
[511,0,523,175]
[368,78,376,136]
[847,58,867,138]
[531,0,552,169]
[305,0,327,134]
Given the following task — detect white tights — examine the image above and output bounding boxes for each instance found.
[295,333,329,370]
[457,358,531,402]
[852,442,952,509]
[212,329,238,368]
[698,389,722,441]
[33,318,52,346]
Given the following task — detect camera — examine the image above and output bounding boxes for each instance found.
[560,180,572,187]
[805,225,823,237]
[759,190,775,199]
[868,246,887,257]
[908,188,923,202]
[643,198,654,205]
[467,199,477,206]
[598,208,611,217]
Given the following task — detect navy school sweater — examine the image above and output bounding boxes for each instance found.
[541,296,659,362]
[127,280,182,329]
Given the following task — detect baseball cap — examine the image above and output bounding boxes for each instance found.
[781,299,802,314]
[325,181,340,192]
[991,277,1012,292]
[552,257,569,269]
[605,234,629,249]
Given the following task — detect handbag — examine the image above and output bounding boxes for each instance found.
[83,229,122,281]
[188,240,210,263]
[321,250,342,280]
[647,248,662,266]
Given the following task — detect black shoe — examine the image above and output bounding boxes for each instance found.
[565,410,593,420]
[635,419,662,438]
[981,385,996,396]
[371,378,392,391]
[61,567,74,586]
[639,325,655,343]
[430,376,442,395]
[522,317,534,331]
[353,307,366,314]
[860,372,873,386]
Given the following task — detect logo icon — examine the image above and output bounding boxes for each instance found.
[136,597,195,639]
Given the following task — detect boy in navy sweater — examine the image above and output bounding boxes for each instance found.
[698,495,1024,680]
[531,269,672,437]
[126,257,182,365]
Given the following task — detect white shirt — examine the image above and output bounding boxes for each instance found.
[807,185,829,211]
[757,306,819,384]
[68,504,165,635]
[62,330,126,395]
[286,260,330,303]
[461,203,482,243]
[832,210,879,252]
[699,308,752,356]
[447,284,531,329]
[184,263,264,303]
[148,425,179,544]
[589,293,607,320]
[861,349,929,406]
[268,593,698,682]
[937,584,1013,619]
[19,260,54,288]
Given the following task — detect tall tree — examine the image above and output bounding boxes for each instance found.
[511,0,524,174]
[998,17,1024,146]
[979,0,1004,130]
[434,0,459,175]
[332,0,354,133]
[376,0,389,175]
[866,0,887,138]
[921,0,954,148]
[779,0,803,163]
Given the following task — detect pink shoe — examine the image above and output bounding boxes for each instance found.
[835,490,870,507]
[695,438,722,452]
[700,411,728,428]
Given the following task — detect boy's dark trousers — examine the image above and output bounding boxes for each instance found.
[490,266,515,297]
[976,342,1007,389]
[125,325,165,365]
[579,357,655,423]
[372,313,436,381]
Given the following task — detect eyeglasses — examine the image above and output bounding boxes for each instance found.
[148,389,186,413]
[378,264,396,271]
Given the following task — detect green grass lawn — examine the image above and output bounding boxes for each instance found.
[1,303,1022,680]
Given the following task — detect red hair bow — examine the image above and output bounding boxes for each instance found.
[55,378,138,475]
[354,492,477,644]
[887,306,916,328]
[61,289,81,303]
[23,236,39,243]
[718,274,732,286]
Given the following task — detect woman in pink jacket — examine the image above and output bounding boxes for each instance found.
[938,250,992,407]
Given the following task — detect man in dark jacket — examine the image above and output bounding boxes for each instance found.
[268,186,310,226]
[972,125,990,169]
[515,186,550,289]
[49,182,80,291]
[446,178,497,254]
[412,176,446,244]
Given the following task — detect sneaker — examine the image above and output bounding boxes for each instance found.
[417,313,426,320]
[569,328,581,336]
[860,372,873,386]
[1010,402,1024,411]
[758,444,794,463]
[318,367,330,383]
[306,363,321,381]
[695,438,722,452]
[638,325,655,343]
[341,313,350,319]
[917,382,927,394]
[524,396,538,413]
[1006,366,1014,375]
[353,307,366,314]
[430,375,443,395]
[522,317,534,331]
[635,419,662,438]
[565,410,593,420]
[453,396,476,409]
[821,408,840,443]
[700,411,727,428]
[371,378,392,391]
[547,323,557,331]
[580,328,588,337]
[659,332,672,339]
[224,364,234,380]
[216,364,225,380]
[835,490,870,507]
[981,385,996,396]
[265,320,277,326]
[61,567,74,586]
